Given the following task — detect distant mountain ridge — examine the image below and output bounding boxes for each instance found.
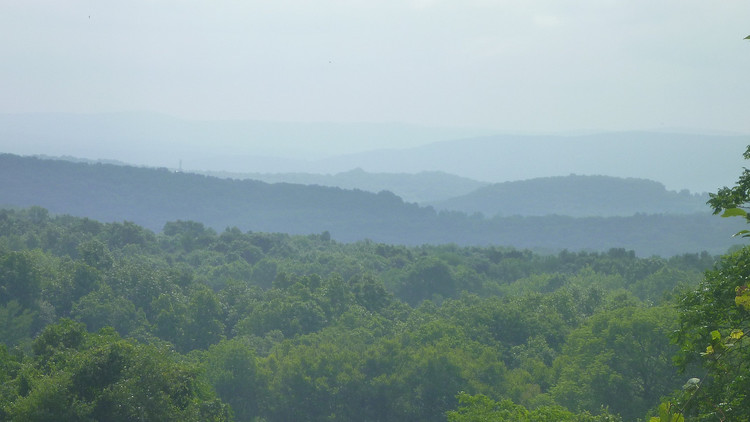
[199,168,489,204]
[29,155,710,214]
[431,175,709,217]
[312,132,750,194]
[1,113,748,194]
[0,153,744,256]
[0,112,490,169]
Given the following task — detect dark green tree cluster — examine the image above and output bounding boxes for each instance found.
[0,319,229,421]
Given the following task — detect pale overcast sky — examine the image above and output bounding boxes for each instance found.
[2,1,750,133]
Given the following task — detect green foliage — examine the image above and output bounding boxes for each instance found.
[202,338,264,422]
[71,285,147,336]
[31,318,88,365]
[7,321,231,422]
[0,207,722,421]
[551,305,681,420]
[150,287,226,352]
[398,257,457,305]
[263,340,367,421]
[446,392,621,422]
[672,246,750,420]
[707,146,750,220]
[649,402,685,422]
[659,145,750,421]
[77,239,113,270]
[0,300,35,347]
[0,251,42,308]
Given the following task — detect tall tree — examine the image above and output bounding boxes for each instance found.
[664,144,750,421]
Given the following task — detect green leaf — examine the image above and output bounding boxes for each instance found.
[656,402,685,422]
[721,208,747,218]
[659,403,670,420]
[710,330,722,343]
[735,285,750,310]
[734,230,750,238]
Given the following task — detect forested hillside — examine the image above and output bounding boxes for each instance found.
[0,208,722,420]
[431,175,709,217]
[0,154,744,256]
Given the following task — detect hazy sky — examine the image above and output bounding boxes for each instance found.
[2,1,750,133]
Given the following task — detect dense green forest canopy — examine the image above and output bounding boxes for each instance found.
[0,206,729,421]
[0,153,745,256]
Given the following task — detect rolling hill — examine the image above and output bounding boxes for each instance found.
[313,132,750,194]
[430,175,709,217]
[199,168,489,204]
[0,153,744,256]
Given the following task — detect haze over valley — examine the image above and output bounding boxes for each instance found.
[3,2,750,421]
[2,112,749,195]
